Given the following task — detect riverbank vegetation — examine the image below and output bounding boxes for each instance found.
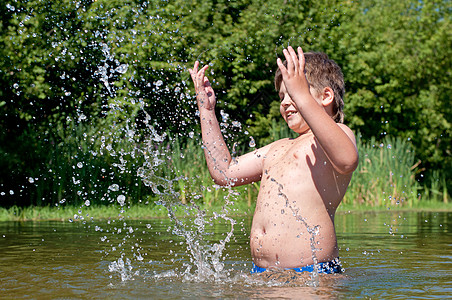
[1,0,450,212]
[0,130,450,221]
[1,199,451,222]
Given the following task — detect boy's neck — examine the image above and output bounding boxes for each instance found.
[297,128,313,137]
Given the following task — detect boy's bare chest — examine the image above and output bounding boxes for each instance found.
[263,136,321,169]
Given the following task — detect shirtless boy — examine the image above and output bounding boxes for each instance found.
[189,46,358,274]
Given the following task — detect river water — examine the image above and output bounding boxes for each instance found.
[1,211,451,299]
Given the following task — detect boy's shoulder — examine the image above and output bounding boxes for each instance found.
[260,123,355,160]
[335,123,357,144]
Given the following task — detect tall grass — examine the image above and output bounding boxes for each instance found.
[25,122,258,211]
[345,136,420,207]
[17,118,449,212]
[28,122,148,207]
[2,122,451,221]
[163,135,259,208]
[262,122,449,207]
[421,170,449,204]
[346,135,449,207]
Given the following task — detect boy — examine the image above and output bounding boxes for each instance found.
[189,46,358,274]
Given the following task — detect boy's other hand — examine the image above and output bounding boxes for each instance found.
[277,46,310,99]
[189,61,216,111]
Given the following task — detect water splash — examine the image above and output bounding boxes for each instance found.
[108,256,137,282]
[5,0,257,284]
[166,204,237,282]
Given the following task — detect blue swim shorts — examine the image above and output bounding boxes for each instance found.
[251,257,343,274]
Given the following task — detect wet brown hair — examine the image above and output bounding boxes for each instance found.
[274,52,345,123]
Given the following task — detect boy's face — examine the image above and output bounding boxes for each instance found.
[278,82,321,135]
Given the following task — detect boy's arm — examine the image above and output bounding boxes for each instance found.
[277,46,358,174]
[189,61,266,186]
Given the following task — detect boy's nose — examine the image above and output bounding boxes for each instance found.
[281,97,292,107]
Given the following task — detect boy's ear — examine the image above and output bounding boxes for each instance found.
[321,87,334,107]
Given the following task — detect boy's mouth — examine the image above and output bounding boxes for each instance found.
[287,111,297,118]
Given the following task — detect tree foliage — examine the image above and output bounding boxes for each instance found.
[0,0,450,206]
[335,0,451,180]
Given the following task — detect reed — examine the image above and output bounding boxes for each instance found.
[22,120,448,211]
[344,136,419,207]
[165,135,257,208]
[419,170,449,204]
[28,122,153,207]
[262,123,449,207]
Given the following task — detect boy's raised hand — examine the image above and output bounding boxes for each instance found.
[189,61,216,111]
[277,46,310,98]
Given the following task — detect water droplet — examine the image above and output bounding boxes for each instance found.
[220,110,229,122]
[117,195,126,206]
[249,137,256,148]
[109,184,120,191]
[115,64,128,74]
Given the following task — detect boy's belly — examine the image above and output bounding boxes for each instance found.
[249,210,338,269]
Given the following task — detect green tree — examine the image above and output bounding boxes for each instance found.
[0,0,449,207]
[330,0,451,186]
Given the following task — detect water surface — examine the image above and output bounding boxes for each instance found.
[1,211,451,299]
